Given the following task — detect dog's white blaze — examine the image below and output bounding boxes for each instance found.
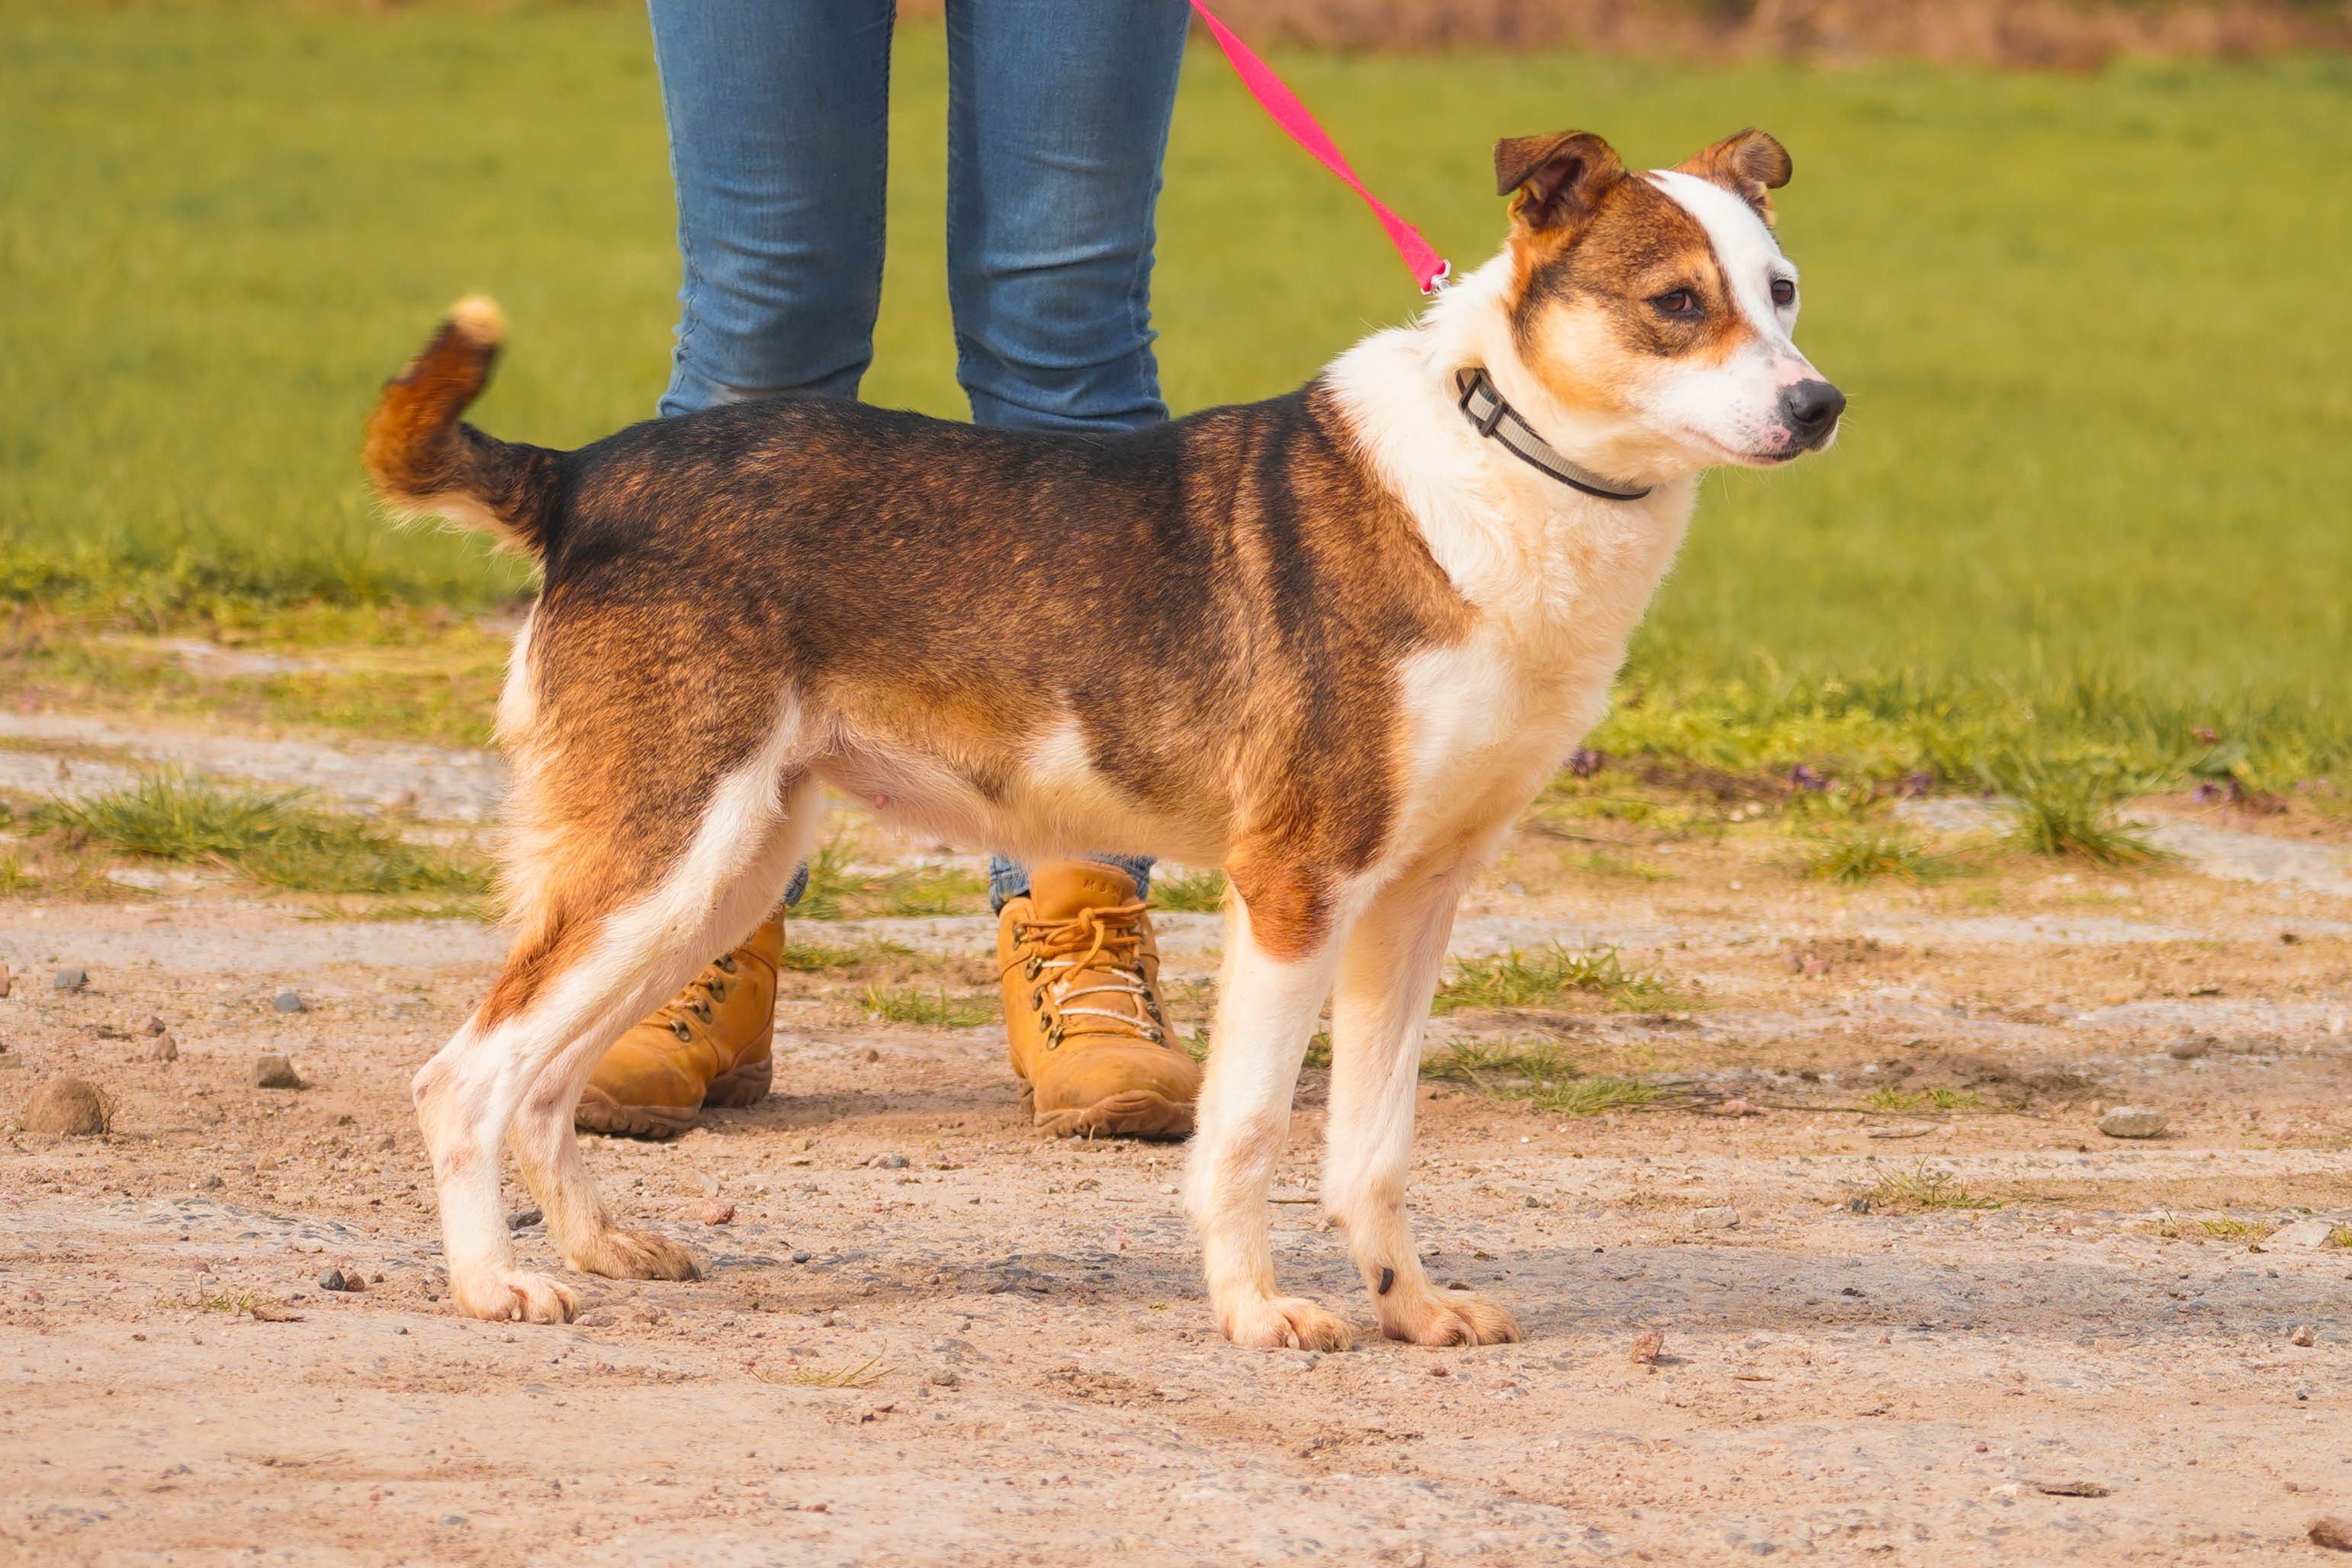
[1642,169,1821,459]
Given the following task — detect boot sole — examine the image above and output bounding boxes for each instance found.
[1033,1088,1195,1142]
[574,1052,773,1140]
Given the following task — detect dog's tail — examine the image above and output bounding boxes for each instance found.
[362,296,562,561]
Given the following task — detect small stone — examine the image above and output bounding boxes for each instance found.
[319,1268,358,1292]
[506,1208,543,1232]
[690,1170,721,1197]
[1630,1329,1666,1366]
[1988,1483,2020,1505]
[195,1174,223,1190]
[2289,1322,2318,1348]
[790,1249,811,1264]
[699,1200,736,1226]
[1719,1097,1758,1117]
[143,1015,169,1036]
[869,1153,909,1170]
[2032,1479,2110,1498]
[51,968,88,993]
[2311,1516,2352,1553]
[2096,1106,2167,1139]
[272,991,308,1014]
[24,1075,108,1136]
[143,1033,179,1063]
[1847,1196,1872,1214]
[574,1309,617,1328]
[251,1054,302,1090]
[2166,1036,2211,1060]
[0,963,11,997]
[928,1368,960,1387]
[2272,1218,2338,1250]
[1692,1206,1740,1229]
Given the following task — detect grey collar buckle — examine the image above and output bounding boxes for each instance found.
[1455,368,1652,502]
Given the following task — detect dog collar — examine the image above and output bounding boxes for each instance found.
[1455,368,1652,502]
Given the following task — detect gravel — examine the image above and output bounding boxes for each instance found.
[2097,1105,2167,1139]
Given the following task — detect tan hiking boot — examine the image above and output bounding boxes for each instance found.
[998,862,1200,1139]
[576,914,782,1139]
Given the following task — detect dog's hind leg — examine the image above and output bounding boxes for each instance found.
[504,771,824,1285]
[1323,852,1521,1346]
[413,698,815,1322]
[1183,860,1355,1351]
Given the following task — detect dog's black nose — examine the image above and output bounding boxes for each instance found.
[1779,379,1846,445]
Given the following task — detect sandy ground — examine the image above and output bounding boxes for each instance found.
[3,711,2350,1565]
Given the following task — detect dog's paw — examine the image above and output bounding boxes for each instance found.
[452,1268,577,1324]
[1222,1294,1354,1352]
[1380,1286,1521,1348]
[569,1227,702,1283]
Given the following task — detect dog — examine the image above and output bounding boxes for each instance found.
[364,127,1840,1348]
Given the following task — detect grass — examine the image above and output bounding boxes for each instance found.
[2142,1216,2276,1242]
[41,770,490,900]
[1860,1085,1984,1114]
[1859,1162,2000,1213]
[1419,1039,1669,1117]
[1990,757,2165,865]
[792,835,989,922]
[1800,825,1957,885]
[860,984,995,1029]
[1433,944,1675,1014]
[1151,869,1229,913]
[781,936,917,973]
[3,5,2349,784]
[756,1355,890,1390]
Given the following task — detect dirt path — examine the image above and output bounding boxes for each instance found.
[3,715,2349,1565]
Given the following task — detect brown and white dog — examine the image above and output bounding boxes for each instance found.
[365,128,1840,1348]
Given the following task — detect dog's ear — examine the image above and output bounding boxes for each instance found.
[1493,132,1623,233]
[1676,128,1792,228]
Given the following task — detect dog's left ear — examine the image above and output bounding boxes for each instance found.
[1494,131,1624,233]
[1676,129,1792,228]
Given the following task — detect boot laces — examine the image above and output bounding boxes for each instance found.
[1008,900,1165,1046]
[653,953,735,1041]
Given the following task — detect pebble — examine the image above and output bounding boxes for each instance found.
[251,1054,302,1090]
[319,1268,361,1293]
[1692,1206,1740,1229]
[143,1015,169,1036]
[2032,1479,2110,1498]
[24,1075,109,1136]
[143,1033,179,1064]
[2096,1106,2167,1139]
[699,1200,736,1226]
[195,1174,223,1190]
[869,1153,910,1170]
[928,1368,960,1388]
[2272,1218,2339,1250]
[2167,1036,2212,1060]
[690,1170,721,1197]
[0,963,10,997]
[272,991,308,1014]
[790,1249,812,1264]
[2312,1516,2352,1553]
[506,1209,543,1232]
[2289,1322,2318,1348]
[1630,1329,1666,1366]
[51,968,88,993]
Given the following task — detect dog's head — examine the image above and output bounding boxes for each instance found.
[1490,128,1841,472]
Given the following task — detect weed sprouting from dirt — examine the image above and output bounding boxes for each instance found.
[782,937,917,972]
[2328,1226,2352,1250]
[1151,869,1228,912]
[1801,827,1956,885]
[1434,944,1673,1014]
[1419,1039,1671,1117]
[2142,1216,2275,1242]
[176,1289,301,1321]
[43,769,487,898]
[860,985,994,1028]
[1860,1162,2000,1213]
[1987,759,2164,865]
[756,1355,889,1389]
[1862,1086,1984,1114]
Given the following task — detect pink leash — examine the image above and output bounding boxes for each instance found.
[1187,0,1451,295]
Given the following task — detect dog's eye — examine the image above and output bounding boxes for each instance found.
[1649,289,1701,317]
[1770,278,1798,308]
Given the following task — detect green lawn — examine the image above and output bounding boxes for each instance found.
[4,3,2347,779]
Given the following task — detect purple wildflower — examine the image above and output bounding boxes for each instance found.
[1788,764,1830,792]
[1569,747,1606,779]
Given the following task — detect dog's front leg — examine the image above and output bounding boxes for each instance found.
[1324,854,1522,1346]
[1184,867,1353,1351]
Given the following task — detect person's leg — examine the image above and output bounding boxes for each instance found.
[948,0,1188,907]
[648,0,895,416]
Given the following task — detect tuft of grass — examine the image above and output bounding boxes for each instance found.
[1434,944,1673,1014]
[1861,1085,1983,1114]
[0,850,37,895]
[860,984,995,1029]
[794,834,988,921]
[757,1354,889,1389]
[1419,1039,1670,1117]
[2328,1225,2352,1250]
[1988,759,2164,866]
[781,937,917,972]
[1150,869,1228,912]
[1801,827,1956,885]
[41,770,489,898]
[1859,1162,2000,1213]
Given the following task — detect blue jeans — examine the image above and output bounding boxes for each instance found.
[648,0,1184,911]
